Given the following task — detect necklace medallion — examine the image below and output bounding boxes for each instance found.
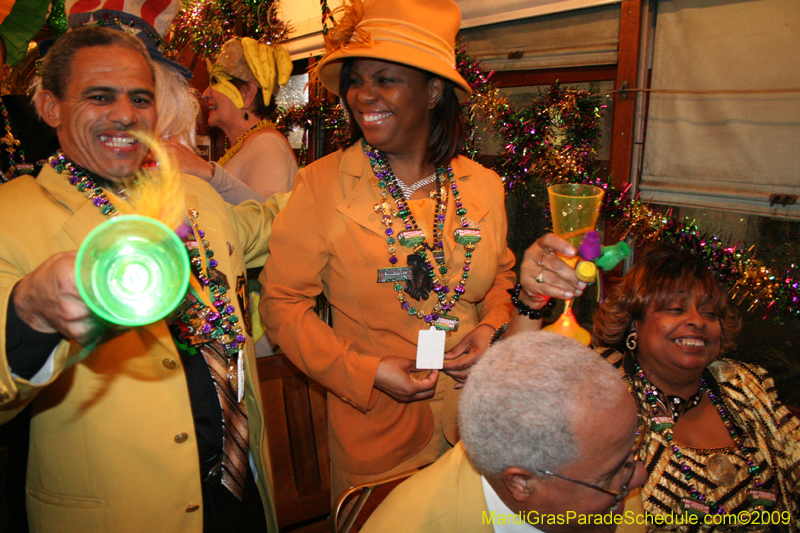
[706,453,737,486]
[364,140,475,331]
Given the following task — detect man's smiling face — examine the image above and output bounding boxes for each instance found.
[42,45,156,182]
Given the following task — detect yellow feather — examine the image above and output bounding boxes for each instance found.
[324,0,372,53]
[122,132,186,231]
[309,0,372,90]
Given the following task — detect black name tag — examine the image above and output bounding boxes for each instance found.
[377,267,413,283]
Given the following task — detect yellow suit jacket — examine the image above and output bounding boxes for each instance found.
[0,165,286,533]
[261,144,516,475]
[362,442,647,533]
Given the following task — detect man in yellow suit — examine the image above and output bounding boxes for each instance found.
[0,26,283,532]
[362,332,647,533]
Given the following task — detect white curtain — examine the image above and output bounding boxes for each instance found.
[639,0,800,218]
[458,4,621,71]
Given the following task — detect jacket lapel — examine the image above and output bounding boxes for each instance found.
[335,146,388,238]
[443,160,489,259]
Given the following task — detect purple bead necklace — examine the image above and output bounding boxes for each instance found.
[184,208,246,358]
[50,151,119,216]
[364,141,474,323]
[633,360,764,515]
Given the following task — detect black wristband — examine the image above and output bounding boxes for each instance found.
[507,284,557,320]
[6,290,63,379]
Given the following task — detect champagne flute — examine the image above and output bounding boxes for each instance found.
[542,184,604,345]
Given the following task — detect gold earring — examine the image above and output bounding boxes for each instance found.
[626,330,638,351]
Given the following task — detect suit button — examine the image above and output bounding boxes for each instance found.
[174,433,189,443]
[341,397,357,407]
[185,504,200,513]
[162,358,178,369]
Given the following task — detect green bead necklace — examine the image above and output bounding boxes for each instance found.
[364,140,478,329]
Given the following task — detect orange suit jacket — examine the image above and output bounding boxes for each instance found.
[261,144,515,475]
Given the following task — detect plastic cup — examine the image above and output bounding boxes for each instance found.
[548,184,605,248]
[75,215,190,327]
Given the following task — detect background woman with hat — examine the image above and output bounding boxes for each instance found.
[167,37,298,204]
[260,0,515,501]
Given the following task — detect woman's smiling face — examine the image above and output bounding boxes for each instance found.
[635,293,722,378]
[345,59,440,157]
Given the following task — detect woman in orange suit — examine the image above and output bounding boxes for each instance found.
[260,0,515,501]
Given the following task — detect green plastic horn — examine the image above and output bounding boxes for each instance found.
[75,215,190,327]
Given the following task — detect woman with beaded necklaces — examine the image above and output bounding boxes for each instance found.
[514,236,800,531]
[260,0,515,502]
[167,37,298,204]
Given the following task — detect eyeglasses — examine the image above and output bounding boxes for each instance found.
[536,414,647,509]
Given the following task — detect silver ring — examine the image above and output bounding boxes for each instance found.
[535,274,544,283]
[536,261,544,267]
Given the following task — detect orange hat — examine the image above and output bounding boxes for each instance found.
[314,0,472,102]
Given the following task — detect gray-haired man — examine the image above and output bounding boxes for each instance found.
[362,331,647,533]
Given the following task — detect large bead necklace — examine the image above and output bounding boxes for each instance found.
[52,151,245,363]
[182,208,246,360]
[364,141,478,328]
[216,119,273,167]
[632,359,765,516]
[1,96,33,182]
[50,152,119,216]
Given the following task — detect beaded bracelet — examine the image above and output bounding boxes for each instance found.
[507,284,557,320]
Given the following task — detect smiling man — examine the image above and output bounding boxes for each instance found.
[0,26,285,532]
[361,332,648,533]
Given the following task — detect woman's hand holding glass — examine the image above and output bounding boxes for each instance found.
[520,233,587,302]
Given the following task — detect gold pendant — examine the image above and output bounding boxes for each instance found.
[706,453,737,486]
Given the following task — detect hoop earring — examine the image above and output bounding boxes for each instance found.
[626,330,638,351]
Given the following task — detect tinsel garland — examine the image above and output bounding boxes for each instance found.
[275,99,348,166]
[453,45,799,322]
[276,39,798,322]
[165,0,290,59]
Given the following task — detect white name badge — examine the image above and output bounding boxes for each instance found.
[238,349,245,403]
[416,327,446,369]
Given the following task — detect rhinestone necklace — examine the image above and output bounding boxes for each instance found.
[395,172,437,200]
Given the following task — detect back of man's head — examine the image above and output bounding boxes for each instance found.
[38,25,153,101]
[459,331,624,477]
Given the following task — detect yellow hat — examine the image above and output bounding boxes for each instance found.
[212,37,293,106]
[314,0,472,102]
